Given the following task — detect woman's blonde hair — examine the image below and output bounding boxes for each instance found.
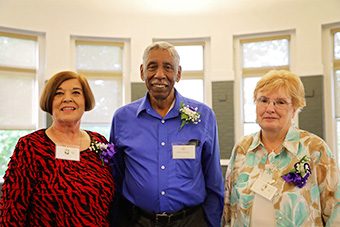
[254,70,306,112]
[40,71,95,115]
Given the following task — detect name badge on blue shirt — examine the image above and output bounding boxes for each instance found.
[172,143,196,159]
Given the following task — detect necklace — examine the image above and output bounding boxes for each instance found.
[262,136,282,153]
[266,143,281,153]
[51,126,82,148]
[51,127,82,161]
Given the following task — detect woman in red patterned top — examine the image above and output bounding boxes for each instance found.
[0,71,115,226]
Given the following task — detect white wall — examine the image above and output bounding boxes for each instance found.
[1,0,340,150]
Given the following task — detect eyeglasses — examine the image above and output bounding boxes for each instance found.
[256,97,291,109]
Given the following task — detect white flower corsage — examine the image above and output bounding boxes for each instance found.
[178,102,201,131]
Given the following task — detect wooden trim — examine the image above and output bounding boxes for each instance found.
[240,35,290,44]
[171,42,205,46]
[75,40,124,47]
[0,31,37,41]
[180,71,204,79]
[242,65,290,77]
[331,28,340,34]
[0,66,36,73]
[0,125,36,130]
[334,59,340,68]
[77,70,122,78]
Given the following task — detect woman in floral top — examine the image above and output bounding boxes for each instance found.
[223,70,340,226]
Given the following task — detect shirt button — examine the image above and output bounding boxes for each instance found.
[277,217,282,220]
[161,120,165,123]
[161,142,165,146]
[161,166,165,170]
[161,191,165,195]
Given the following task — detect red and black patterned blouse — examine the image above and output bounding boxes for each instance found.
[0,129,115,226]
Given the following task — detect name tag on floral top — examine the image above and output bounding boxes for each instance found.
[251,178,277,201]
[55,145,80,161]
[172,144,195,159]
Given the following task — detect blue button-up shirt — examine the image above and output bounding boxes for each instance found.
[110,90,224,227]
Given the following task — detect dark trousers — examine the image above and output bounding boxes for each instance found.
[116,197,207,227]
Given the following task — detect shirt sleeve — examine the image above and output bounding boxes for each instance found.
[109,115,125,195]
[316,141,340,226]
[0,137,36,226]
[109,115,126,226]
[201,110,225,227]
[221,143,238,227]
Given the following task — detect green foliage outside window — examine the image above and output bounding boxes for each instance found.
[0,130,32,177]
[80,125,110,141]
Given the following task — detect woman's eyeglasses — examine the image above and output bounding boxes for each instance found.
[256,97,291,109]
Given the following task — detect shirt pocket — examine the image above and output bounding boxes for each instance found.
[175,159,199,179]
[175,146,201,179]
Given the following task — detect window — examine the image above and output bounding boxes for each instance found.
[173,43,204,103]
[332,28,340,163]
[241,35,290,135]
[151,41,205,103]
[74,39,124,139]
[0,31,41,178]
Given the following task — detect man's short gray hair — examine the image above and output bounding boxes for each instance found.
[142,41,180,79]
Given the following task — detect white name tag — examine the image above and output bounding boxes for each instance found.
[55,145,80,161]
[172,144,195,159]
[251,178,278,201]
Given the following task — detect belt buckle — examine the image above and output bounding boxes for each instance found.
[155,212,172,224]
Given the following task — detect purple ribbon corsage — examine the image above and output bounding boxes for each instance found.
[90,139,116,167]
[282,155,311,188]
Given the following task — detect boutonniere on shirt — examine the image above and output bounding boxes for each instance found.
[282,155,311,188]
[178,102,201,131]
[90,139,116,167]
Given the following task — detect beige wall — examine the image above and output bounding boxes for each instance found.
[1,0,339,150]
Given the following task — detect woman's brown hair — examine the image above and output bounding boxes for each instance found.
[40,71,95,115]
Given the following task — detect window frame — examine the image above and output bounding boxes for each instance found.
[173,42,205,103]
[71,37,125,138]
[233,31,294,142]
[0,28,45,182]
[331,27,340,164]
[152,39,207,103]
[241,35,291,135]
[0,30,44,130]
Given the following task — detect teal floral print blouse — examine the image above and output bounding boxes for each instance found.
[223,125,340,227]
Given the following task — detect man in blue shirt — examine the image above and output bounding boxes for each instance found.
[110,41,224,227]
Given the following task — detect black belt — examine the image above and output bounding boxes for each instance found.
[120,197,201,224]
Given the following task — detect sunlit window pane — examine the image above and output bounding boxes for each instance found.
[335,32,340,60]
[0,130,33,178]
[0,73,35,128]
[175,79,204,103]
[243,77,261,123]
[0,36,37,68]
[243,39,289,68]
[82,79,122,124]
[80,124,110,140]
[174,45,203,71]
[335,70,340,117]
[76,45,122,71]
[243,77,261,135]
[337,120,340,166]
[244,123,261,136]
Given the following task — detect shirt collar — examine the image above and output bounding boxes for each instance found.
[249,124,300,157]
[136,88,185,119]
